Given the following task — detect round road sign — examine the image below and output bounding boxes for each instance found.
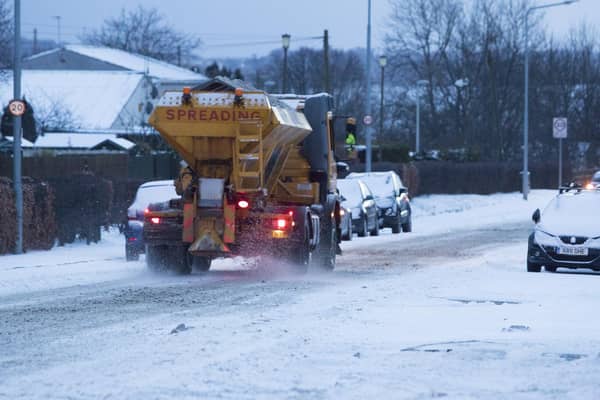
[8,100,26,117]
[363,115,373,125]
[553,117,567,139]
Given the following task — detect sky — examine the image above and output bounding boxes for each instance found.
[21,0,600,60]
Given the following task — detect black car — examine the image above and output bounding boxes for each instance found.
[346,171,412,233]
[528,188,600,273]
[337,178,379,237]
[124,180,177,261]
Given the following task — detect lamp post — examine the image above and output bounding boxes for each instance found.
[523,0,577,200]
[365,0,373,172]
[281,33,291,93]
[454,78,469,142]
[415,79,429,155]
[378,55,387,161]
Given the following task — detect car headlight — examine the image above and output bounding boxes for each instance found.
[534,230,558,246]
[586,236,600,249]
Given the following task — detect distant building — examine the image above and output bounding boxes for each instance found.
[1,132,137,156]
[22,44,206,92]
[0,70,151,131]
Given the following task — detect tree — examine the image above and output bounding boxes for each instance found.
[0,0,12,69]
[81,6,202,65]
[204,62,245,80]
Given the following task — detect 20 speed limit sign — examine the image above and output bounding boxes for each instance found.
[8,100,26,116]
[553,117,567,139]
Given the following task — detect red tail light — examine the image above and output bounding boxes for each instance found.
[150,217,161,224]
[237,200,249,209]
[144,208,150,214]
[275,218,287,229]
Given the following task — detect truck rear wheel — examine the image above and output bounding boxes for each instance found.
[146,244,167,272]
[168,246,192,275]
[314,217,336,271]
[289,225,310,273]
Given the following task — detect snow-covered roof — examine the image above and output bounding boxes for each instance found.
[2,136,35,147]
[32,133,135,150]
[27,45,206,81]
[0,70,143,129]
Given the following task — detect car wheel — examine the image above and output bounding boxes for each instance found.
[401,218,412,233]
[370,217,379,236]
[358,216,367,237]
[545,266,557,273]
[392,215,401,234]
[346,219,353,241]
[125,246,139,261]
[527,261,541,273]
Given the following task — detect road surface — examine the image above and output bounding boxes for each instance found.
[2,192,600,399]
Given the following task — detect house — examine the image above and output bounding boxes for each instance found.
[22,44,206,93]
[0,70,151,131]
[27,132,136,155]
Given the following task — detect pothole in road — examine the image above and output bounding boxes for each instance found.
[400,340,507,360]
[440,297,521,305]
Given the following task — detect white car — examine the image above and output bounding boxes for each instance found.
[528,187,600,272]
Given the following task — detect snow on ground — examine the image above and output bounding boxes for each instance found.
[6,189,597,400]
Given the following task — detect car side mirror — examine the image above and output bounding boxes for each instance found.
[532,209,540,224]
[365,194,374,201]
[336,161,349,175]
[398,187,407,195]
[340,194,347,202]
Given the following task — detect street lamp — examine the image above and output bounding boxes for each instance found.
[415,79,429,155]
[523,0,578,200]
[378,55,387,161]
[281,33,291,93]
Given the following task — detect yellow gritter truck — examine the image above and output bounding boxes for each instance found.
[143,78,341,274]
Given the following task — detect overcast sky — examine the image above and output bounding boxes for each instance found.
[21,0,599,60]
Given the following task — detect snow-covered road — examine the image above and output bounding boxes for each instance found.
[2,190,600,399]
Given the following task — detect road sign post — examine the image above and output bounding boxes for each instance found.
[553,117,567,187]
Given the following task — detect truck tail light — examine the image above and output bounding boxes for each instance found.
[237,200,249,209]
[150,217,161,224]
[275,218,287,229]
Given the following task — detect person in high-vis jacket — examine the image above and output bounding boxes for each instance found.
[345,117,357,155]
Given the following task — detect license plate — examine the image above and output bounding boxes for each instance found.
[557,246,588,256]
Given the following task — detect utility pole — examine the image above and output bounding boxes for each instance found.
[323,29,331,94]
[365,0,373,172]
[33,28,38,54]
[52,15,61,46]
[13,0,23,254]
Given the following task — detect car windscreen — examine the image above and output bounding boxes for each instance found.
[337,180,363,208]
[134,185,177,209]
[359,175,395,198]
[593,172,600,182]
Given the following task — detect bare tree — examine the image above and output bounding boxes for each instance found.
[80,6,202,65]
[386,0,462,145]
[0,0,12,69]
[34,98,78,132]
